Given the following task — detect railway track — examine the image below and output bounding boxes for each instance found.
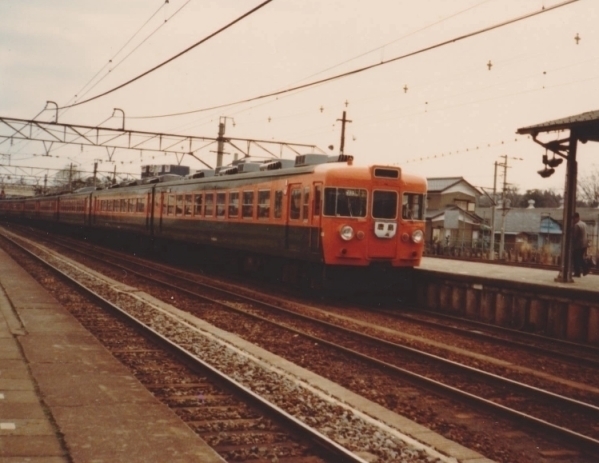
[0,227,455,463]
[371,307,599,369]
[4,225,599,463]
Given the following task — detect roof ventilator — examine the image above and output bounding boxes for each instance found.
[260,159,295,171]
[294,153,354,167]
[236,162,261,173]
[217,166,239,176]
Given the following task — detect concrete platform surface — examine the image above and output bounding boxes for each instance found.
[0,247,225,463]
[420,256,598,294]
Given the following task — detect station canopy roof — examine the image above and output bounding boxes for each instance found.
[517,109,599,142]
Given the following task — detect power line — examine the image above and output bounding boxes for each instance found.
[403,137,523,165]
[57,0,274,110]
[167,0,494,134]
[131,0,578,120]
[293,0,493,86]
[74,0,190,104]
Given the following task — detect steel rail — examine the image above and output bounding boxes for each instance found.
[0,231,369,463]
[26,229,599,456]
[369,308,599,368]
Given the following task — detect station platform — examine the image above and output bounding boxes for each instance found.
[420,256,598,294]
[0,247,226,463]
[415,257,599,344]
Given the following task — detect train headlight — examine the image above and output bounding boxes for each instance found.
[412,229,424,243]
[339,225,354,241]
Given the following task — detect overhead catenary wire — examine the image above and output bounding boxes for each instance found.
[131,0,578,120]
[69,1,169,105]
[74,0,191,104]
[165,0,494,135]
[56,0,274,110]
[8,2,173,158]
[293,0,493,86]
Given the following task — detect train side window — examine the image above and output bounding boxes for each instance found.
[216,192,226,218]
[274,190,283,219]
[113,199,119,212]
[228,192,239,218]
[323,188,367,217]
[204,193,214,217]
[176,195,184,215]
[290,188,301,220]
[137,198,145,213]
[184,194,192,216]
[120,199,127,213]
[128,199,135,213]
[167,195,175,215]
[194,194,203,216]
[302,187,310,220]
[313,185,321,216]
[242,191,254,219]
[257,190,270,219]
[402,193,424,220]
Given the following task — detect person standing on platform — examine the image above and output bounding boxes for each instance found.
[572,212,588,277]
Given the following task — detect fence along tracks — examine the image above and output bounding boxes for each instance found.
[0,227,458,463]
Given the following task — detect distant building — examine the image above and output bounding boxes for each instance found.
[425,177,484,251]
[141,164,190,179]
[476,205,598,261]
[0,183,36,198]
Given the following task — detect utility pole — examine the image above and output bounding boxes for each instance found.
[337,111,352,155]
[215,116,234,168]
[489,161,498,260]
[93,162,98,188]
[216,119,225,168]
[69,163,73,192]
[490,155,520,260]
[499,155,509,260]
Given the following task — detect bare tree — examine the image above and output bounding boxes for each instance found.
[54,164,84,191]
[578,169,599,207]
[521,189,562,208]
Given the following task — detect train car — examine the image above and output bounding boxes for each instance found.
[0,196,24,219]
[0,154,427,286]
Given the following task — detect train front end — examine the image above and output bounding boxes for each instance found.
[320,165,426,268]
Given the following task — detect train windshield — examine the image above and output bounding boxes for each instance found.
[324,188,367,217]
[372,190,397,219]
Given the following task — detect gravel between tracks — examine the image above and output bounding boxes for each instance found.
[16,234,459,463]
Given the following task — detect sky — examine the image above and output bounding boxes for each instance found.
[1,0,598,195]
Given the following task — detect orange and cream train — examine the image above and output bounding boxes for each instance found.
[0,154,427,285]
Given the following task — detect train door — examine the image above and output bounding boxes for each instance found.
[84,196,88,226]
[157,190,164,233]
[285,183,303,250]
[146,190,153,233]
[367,189,399,258]
[85,193,93,226]
[93,196,100,225]
[309,182,322,252]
